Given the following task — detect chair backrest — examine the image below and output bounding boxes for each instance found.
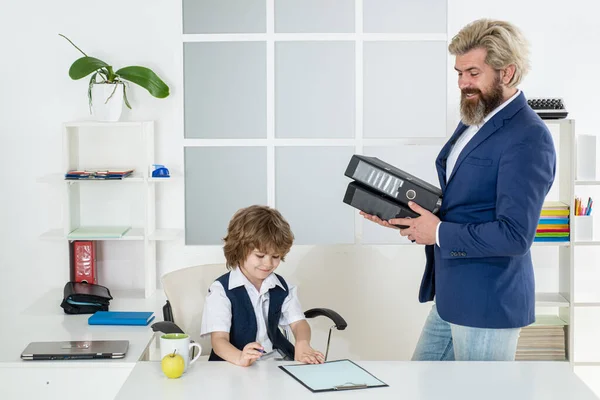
[161,263,227,356]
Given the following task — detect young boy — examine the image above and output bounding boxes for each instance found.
[200,205,325,367]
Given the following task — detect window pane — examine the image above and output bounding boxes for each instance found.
[363,0,447,33]
[361,145,442,244]
[185,147,267,245]
[276,147,355,244]
[275,0,355,33]
[364,41,446,138]
[183,0,266,33]
[184,42,266,138]
[276,42,355,138]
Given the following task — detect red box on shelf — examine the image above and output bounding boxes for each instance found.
[70,241,97,284]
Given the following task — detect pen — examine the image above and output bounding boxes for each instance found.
[255,348,266,354]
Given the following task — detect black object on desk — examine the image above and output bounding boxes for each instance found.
[527,98,568,119]
[60,281,112,315]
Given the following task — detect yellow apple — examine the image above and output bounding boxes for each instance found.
[161,352,185,379]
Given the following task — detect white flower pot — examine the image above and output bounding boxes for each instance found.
[91,83,124,122]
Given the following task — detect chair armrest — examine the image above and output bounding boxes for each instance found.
[151,321,185,335]
[304,308,347,331]
[162,300,174,322]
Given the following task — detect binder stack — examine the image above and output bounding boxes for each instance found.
[515,315,567,361]
[534,201,570,243]
[342,155,442,227]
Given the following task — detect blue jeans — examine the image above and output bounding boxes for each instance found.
[412,304,521,361]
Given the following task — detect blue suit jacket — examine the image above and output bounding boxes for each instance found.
[419,92,556,328]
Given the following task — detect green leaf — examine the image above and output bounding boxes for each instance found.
[115,66,170,98]
[69,57,110,80]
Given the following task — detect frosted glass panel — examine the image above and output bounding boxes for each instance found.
[275,0,354,33]
[361,145,442,244]
[364,41,446,138]
[276,147,355,244]
[275,42,355,138]
[185,147,267,245]
[183,0,265,33]
[184,42,266,139]
[363,0,447,33]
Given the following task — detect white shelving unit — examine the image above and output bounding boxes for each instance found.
[540,119,600,369]
[39,121,182,298]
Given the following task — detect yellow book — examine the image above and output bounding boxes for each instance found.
[540,210,570,216]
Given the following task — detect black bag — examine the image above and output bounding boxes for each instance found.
[60,282,113,315]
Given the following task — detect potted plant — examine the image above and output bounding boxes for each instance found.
[60,34,170,121]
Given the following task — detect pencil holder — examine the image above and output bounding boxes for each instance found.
[574,216,593,241]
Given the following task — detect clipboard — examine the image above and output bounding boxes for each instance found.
[278,359,388,393]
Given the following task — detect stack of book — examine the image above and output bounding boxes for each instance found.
[534,201,570,242]
[65,169,134,180]
[516,315,567,361]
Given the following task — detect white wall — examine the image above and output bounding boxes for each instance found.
[1,0,599,378]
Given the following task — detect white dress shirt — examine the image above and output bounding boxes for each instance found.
[436,90,521,246]
[200,267,305,353]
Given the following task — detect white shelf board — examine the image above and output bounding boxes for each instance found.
[40,228,146,241]
[37,173,146,184]
[574,302,600,307]
[66,173,146,183]
[573,241,600,246]
[575,180,600,186]
[535,292,570,307]
[148,173,182,183]
[533,241,571,247]
[40,229,64,241]
[148,229,183,241]
[64,121,150,128]
[36,174,64,184]
[574,362,600,366]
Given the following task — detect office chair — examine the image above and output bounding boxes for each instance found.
[151,263,347,361]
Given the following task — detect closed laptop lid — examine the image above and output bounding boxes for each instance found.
[21,340,129,360]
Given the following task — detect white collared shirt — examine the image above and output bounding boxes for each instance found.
[436,90,521,246]
[200,267,305,352]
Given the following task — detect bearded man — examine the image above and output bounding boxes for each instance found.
[361,19,556,361]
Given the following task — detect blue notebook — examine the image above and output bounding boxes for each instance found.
[88,311,155,326]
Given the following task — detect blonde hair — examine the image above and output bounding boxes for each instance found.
[222,205,294,269]
[448,19,530,88]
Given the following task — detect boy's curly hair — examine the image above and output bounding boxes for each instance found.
[223,205,294,269]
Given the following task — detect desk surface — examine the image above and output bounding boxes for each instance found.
[116,360,598,400]
[0,288,165,366]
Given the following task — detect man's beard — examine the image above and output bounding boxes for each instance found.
[460,74,504,126]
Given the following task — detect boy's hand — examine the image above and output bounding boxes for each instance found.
[237,342,264,367]
[295,340,325,364]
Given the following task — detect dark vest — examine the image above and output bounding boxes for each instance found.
[208,272,296,361]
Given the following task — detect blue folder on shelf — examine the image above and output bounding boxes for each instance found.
[88,311,155,326]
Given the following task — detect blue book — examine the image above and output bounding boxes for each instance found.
[88,311,155,326]
[538,218,569,224]
[533,237,570,242]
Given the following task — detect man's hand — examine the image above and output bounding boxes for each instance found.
[389,201,440,245]
[359,211,400,230]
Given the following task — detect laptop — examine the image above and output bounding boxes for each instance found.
[21,340,129,360]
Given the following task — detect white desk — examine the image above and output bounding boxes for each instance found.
[116,361,599,400]
[0,288,165,400]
